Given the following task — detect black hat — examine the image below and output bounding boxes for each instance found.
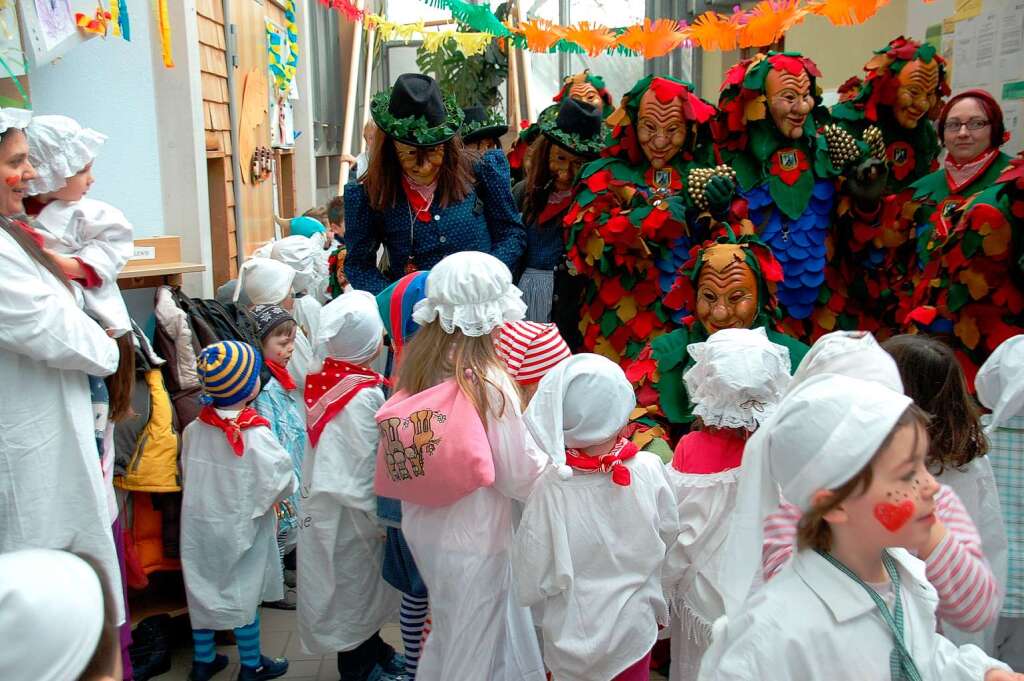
[370,73,464,147]
[460,105,509,144]
[537,98,607,158]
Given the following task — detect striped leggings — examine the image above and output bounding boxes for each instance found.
[193,614,262,668]
[400,593,429,676]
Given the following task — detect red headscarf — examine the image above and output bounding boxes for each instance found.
[937,89,1008,149]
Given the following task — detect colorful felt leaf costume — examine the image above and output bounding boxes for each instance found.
[564,75,718,364]
[627,230,808,443]
[715,52,846,326]
[825,37,950,337]
[903,152,1024,385]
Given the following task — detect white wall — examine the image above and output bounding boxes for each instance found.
[28,1,165,235]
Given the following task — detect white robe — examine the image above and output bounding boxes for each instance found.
[292,294,321,350]
[297,386,400,653]
[512,451,680,681]
[288,326,314,402]
[0,227,122,622]
[34,198,133,335]
[937,456,1009,652]
[698,549,1010,681]
[663,466,741,681]
[401,370,548,681]
[180,420,297,630]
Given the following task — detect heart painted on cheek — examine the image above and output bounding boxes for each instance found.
[874,499,915,532]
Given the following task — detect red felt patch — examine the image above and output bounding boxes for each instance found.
[874,499,915,532]
[650,77,689,104]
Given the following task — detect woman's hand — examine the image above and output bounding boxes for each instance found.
[45,250,87,279]
[985,669,1024,680]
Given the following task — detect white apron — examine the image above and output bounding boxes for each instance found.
[0,227,122,621]
[180,420,296,630]
[297,387,400,653]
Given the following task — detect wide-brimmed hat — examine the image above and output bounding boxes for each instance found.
[537,98,605,158]
[370,73,464,147]
[460,105,508,144]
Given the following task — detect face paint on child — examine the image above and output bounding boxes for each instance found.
[873,498,916,532]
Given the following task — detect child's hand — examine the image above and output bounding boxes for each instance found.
[915,516,948,560]
[105,328,116,338]
[46,250,87,279]
[985,669,1024,680]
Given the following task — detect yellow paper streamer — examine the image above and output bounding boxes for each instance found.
[451,32,490,56]
[155,0,173,67]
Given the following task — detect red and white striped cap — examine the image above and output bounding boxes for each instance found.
[498,321,572,385]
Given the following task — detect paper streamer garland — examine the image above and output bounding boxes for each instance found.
[111,0,130,40]
[319,0,892,57]
[155,0,173,68]
[267,0,299,94]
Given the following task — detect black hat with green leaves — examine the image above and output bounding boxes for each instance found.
[460,105,509,144]
[371,73,464,147]
[537,98,605,159]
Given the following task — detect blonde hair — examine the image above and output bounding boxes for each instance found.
[395,320,509,422]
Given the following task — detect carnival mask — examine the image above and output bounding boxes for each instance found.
[637,88,687,170]
[567,77,604,109]
[893,60,940,129]
[697,244,760,334]
[549,145,583,191]
[467,138,501,152]
[394,141,445,185]
[766,68,814,140]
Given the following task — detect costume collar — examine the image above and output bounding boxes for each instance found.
[197,406,270,456]
[791,547,933,624]
[945,147,999,193]
[564,437,638,486]
[304,357,383,447]
[266,359,296,391]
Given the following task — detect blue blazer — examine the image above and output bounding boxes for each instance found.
[343,150,527,294]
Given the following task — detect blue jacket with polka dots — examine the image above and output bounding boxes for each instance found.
[343,150,527,294]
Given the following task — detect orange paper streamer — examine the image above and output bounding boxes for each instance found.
[563,21,617,57]
[807,0,885,27]
[616,18,686,58]
[687,11,740,51]
[739,0,808,48]
[515,18,564,52]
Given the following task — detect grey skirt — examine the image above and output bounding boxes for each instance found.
[519,267,554,323]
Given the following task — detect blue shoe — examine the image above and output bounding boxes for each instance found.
[367,665,411,681]
[380,652,407,674]
[237,655,288,681]
[189,654,229,681]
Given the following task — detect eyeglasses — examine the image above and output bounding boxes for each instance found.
[943,118,990,132]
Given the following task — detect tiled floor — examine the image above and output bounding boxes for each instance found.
[150,608,670,680]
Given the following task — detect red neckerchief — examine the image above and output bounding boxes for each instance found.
[564,437,638,486]
[13,218,44,248]
[401,176,437,223]
[265,359,296,391]
[945,148,999,193]
[197,406,270,457]
[538,191,573,224]
[304,357,383,447]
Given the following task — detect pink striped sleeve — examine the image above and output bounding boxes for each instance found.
[925,485,1000,632]
[762,501,802,582]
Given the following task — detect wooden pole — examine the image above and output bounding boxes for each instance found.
[512,0,532,122]
[359,27,376,150]
[337,0,366,195]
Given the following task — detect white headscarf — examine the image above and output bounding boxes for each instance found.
[789,330,903,394]
[412,251,526,337]
[976,334,1024,435]
[524,353,636,479]
[0,107,31,137]
[270,235,318,293]
[235,257,296,305]
[684,327,791,432]
[719,374,912,619]
[0,549,105,681]
[316,290,384,364]
[25,114,106,196]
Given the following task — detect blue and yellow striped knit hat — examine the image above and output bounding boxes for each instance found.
[196,341,263,407]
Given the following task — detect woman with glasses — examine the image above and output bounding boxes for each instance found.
[878,89,1016,374]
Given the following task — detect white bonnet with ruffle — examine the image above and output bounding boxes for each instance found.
[25,114,106,196]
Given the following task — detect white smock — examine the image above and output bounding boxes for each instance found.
[0,226,123,622]
[34,198,133,335]
[698,548,1010,681]
[297,386,400,653]
[180,419,297,630]
[513,451,679,681]
[936,456,1009,651]
[664,465,741,681]
[288,326,313,400]
[401,370,547,681]
[292,294,322,352]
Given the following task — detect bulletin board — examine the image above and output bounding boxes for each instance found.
[16,0,97,69]
[941,0,1024,156]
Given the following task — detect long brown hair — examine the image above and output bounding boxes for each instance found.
[361,132,477,212]
[106,333,136,422]
[797,404,930,552]
[394,320,508,422]
[882,334,987,473]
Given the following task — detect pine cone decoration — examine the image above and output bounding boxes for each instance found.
[687,164,738,210]
[863,125,886,161]
[823,124,861,168]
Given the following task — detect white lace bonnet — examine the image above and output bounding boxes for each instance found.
[412,250,526,337]
[25,114,106,196]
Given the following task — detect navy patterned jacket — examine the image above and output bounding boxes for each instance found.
[343,150,527,294]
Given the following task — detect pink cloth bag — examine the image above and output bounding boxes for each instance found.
[374,378,495,507]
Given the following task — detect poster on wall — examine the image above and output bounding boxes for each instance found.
[17,0,97,68]
[266,18,296,149]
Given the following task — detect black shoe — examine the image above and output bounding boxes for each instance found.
[189,653,229,681]
[237,655,288,681]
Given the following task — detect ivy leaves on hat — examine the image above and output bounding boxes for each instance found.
[537,98,606,158]
[461,105,509,144]
[371,73,464,147]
